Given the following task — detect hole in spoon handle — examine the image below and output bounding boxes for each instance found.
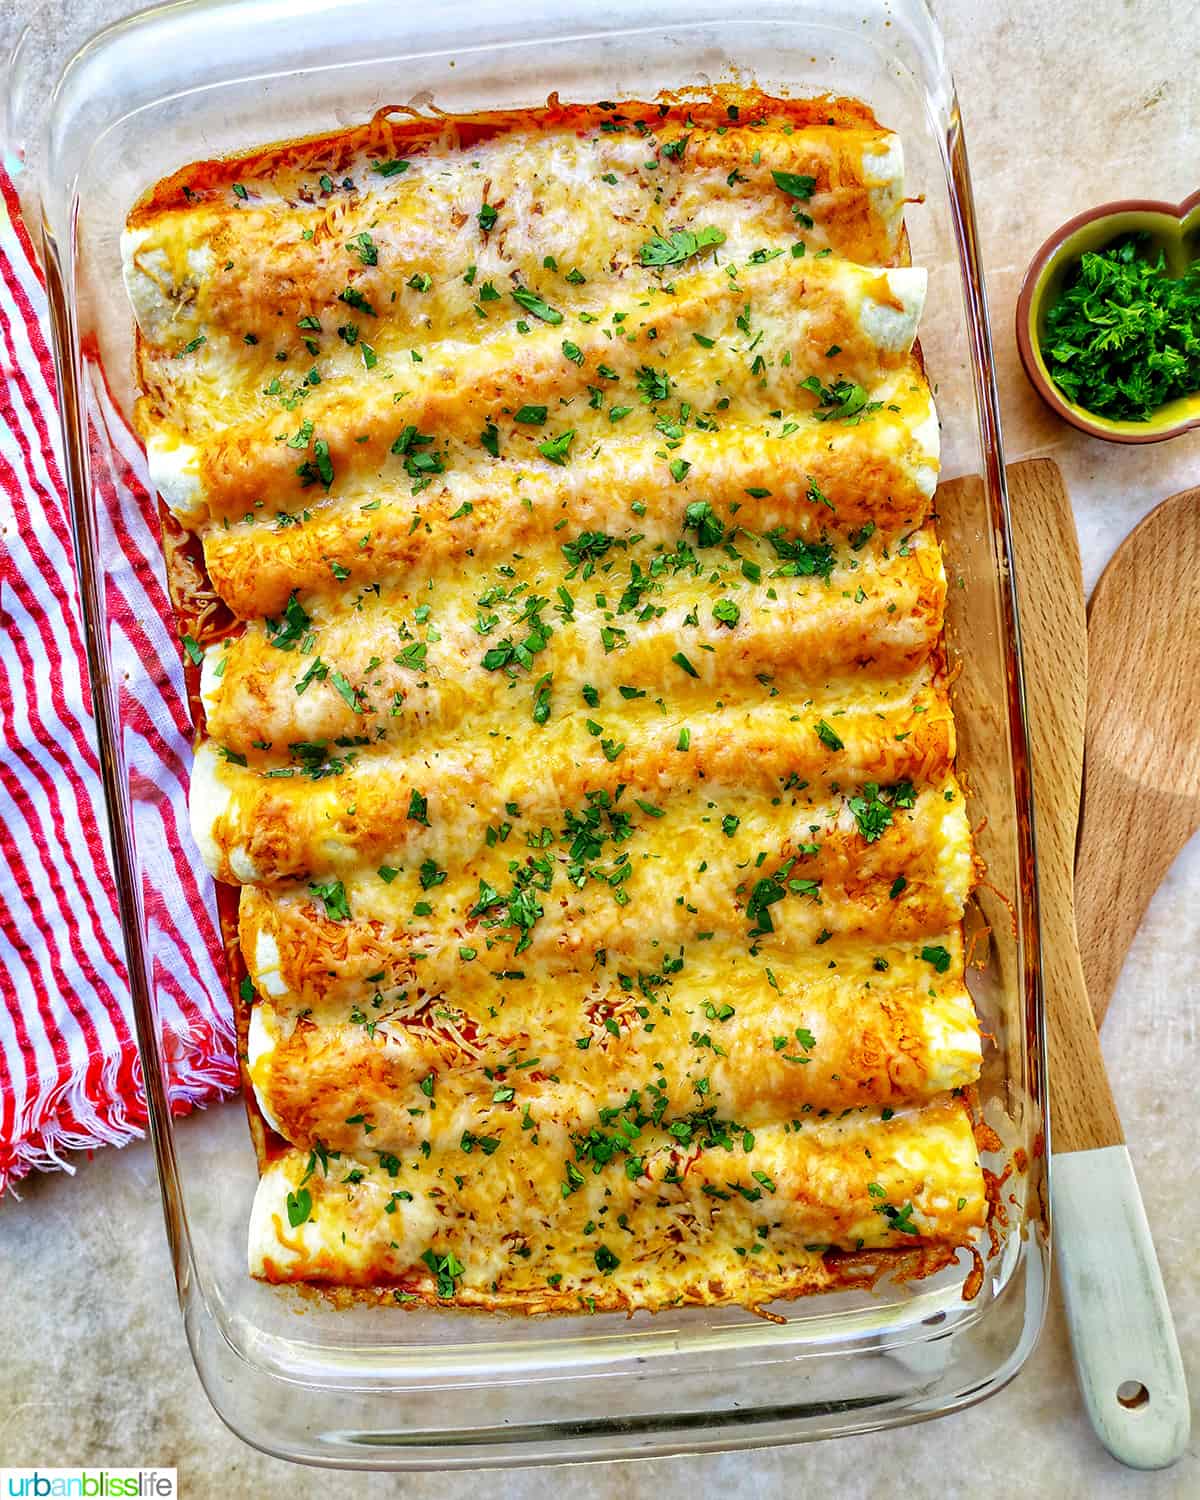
[1054,1145,1189,1469]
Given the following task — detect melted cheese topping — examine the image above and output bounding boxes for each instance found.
[249,1099,985,1310]
[124,89,983,1313]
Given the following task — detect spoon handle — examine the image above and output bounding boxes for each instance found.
[1045,785,1189,1469]
[1044,900,1188,1464]
[1055,1146,1189,1469]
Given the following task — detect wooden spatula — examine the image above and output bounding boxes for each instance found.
[1074,484,1200,1027]
[989,459,1186,1467]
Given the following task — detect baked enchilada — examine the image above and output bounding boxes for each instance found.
[123,89,986,1312]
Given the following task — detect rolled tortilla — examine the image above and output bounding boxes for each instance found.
[246,965,981,1152]
[199,527,946,754]
[190,706,963,886]
[248,1094,986,1302]
[124,118,908,351]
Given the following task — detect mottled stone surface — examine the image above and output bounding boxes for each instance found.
[0,0,1197,1493]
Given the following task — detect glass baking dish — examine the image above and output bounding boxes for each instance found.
[7,0,1048,1468]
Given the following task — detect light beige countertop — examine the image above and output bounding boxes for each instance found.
[1,1,1197,1494]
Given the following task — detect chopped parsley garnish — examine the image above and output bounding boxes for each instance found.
[397,640,428,672]
[309,879,351,921]
[470,863,550,955]
[766,529,836,580]
[880,1201,919,1235]
[478,202,498,231]
[685,500,726,547]
[538,430,576,465]
[295,656,328,695]
[636,365,672,402]
[329,669,359,711]
[806,477,835,510]
[338,286,377,317]
[373,158,410,177]
[296,438,334,489]
[746,875,787,936]
[847,779,915,844]
[848,783,893,843]
[771,169,816,200]
[849,521,876,551]
[421,1248,466,1298]
[512,287,564,324]
[800,375,882,425]
[285,1188,312,1226]
[638,226,726,268]
[347,232,378,266]
[390,425,444,492]
[561,530,615,577]
[1041,235,1200,420]
[921,944,953,973]
[593,1245,620,1273]
[671,651,699,678]
[814,718,844,752]
[532,673,553,725]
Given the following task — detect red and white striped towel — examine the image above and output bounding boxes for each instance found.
[0,169,236,1197]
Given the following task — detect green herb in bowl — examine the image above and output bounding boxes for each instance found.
[1040,236,1200,422]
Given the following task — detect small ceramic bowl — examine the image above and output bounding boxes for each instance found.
[1015,189,1200,443]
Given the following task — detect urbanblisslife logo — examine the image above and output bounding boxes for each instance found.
[1,1474,176,1498]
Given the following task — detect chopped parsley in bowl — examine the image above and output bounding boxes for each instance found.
[1017,193,1200,443]
[1041,235,1200,422]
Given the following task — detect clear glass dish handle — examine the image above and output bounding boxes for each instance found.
[3,24,52,279]
[3,26,33,172]
[2,23,45,264]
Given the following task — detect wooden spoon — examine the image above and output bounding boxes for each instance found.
[1074,484,1200,1027]
[1004,459,1187,1467]
[1007,462,1122,1152]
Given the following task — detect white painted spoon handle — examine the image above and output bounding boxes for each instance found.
[1054,1144,1189,1469]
